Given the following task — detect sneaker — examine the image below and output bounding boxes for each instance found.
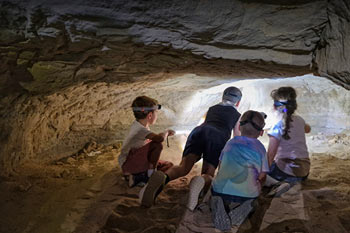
[140,170,166,207]
[228,199,254,226]
[264,175,280,187]
[210,196,231,231]
[187,176,205,211]
[128,172,149,188]
[267,182,291,197]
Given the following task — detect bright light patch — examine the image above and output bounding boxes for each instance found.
[165,73,349,156]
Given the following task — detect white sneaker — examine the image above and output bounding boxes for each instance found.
[264,175,280,187]
[267,182,291,197]
[187,176,205,211]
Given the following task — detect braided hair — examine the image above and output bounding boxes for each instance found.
[270,87,297,140]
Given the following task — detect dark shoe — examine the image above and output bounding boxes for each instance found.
[140,170,166,207]
[127,172,149,188]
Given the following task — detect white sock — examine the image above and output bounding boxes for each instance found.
[264,175,280,187]
[147,169,154,177]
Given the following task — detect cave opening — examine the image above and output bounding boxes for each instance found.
[1,71,349,233]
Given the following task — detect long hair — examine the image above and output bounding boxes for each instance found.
[270,87,297,140]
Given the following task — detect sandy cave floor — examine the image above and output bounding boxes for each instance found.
[1,133,350,233]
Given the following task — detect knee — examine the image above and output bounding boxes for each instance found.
[150,141,163,150]
[157,161,174,172]
[201,162,216,177]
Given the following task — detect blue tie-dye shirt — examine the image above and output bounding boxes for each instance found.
[212,136,268,198]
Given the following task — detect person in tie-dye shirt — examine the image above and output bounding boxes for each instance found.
[212,110,268,202]
[209,110,268,230]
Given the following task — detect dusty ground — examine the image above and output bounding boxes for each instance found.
[0,133,350,233]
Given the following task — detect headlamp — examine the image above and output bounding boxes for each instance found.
[132,104,161,112]
[240,112,265,131]
[273,100,288,107]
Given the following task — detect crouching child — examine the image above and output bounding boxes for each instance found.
[209,110,268,231]
[119,96,175,187]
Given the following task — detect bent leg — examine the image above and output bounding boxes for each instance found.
[147,141,163,169]
[122,143,151,175]
[201,161,216,193]
[165,153,200,181]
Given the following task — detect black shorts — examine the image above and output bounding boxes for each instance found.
[183,125,228,168]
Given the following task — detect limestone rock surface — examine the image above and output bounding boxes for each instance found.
[315,0,350,89]
[1,0,349,90]
[1,0,350,174]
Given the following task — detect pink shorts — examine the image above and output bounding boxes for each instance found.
[122,143,173,175]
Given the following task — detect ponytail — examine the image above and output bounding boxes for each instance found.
[271,87,297,140]
[282,100,297,140]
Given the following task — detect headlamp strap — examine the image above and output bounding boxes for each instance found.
[132,104,161,112]
[240,112,264,131]
[274,100,288,107]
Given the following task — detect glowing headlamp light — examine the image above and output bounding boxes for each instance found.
[273,100,288,107]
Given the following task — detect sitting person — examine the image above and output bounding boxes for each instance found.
[266,86,311,196]
[119,96,175,187]
[207,110,268,231]
[140,87,242,208]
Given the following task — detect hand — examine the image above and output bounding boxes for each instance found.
[257,179,262,192]
[167,129,176,136]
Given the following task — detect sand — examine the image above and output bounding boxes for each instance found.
[1,133,350,233]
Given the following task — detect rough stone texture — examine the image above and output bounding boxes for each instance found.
[0,0,342,93]
[1,74,349,176]
[315,0,350,89]
[0,0,350,174]
[0,0,349,90]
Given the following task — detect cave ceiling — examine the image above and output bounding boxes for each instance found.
[0,0,349,97]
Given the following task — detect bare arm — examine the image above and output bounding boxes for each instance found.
[267,136,280,166]
[304,123,311,133]
[258,172,267,186]
[145,129,175,143]
[233,121,241,137]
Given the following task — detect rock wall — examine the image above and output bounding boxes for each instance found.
[0,82,135,175]
[1,0,349,90]
[1,73,349,176]
[1,0,350,174]
[315,0,350,89]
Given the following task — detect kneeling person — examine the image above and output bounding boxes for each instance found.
[140,87,242,208]
[119,96,175,187]
[210,110,268,231]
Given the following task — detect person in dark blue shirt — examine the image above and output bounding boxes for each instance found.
[140,87,242,209]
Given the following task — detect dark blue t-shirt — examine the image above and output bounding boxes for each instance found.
[204,104,241,140]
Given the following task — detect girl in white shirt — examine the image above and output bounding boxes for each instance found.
[267,86,311,184]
